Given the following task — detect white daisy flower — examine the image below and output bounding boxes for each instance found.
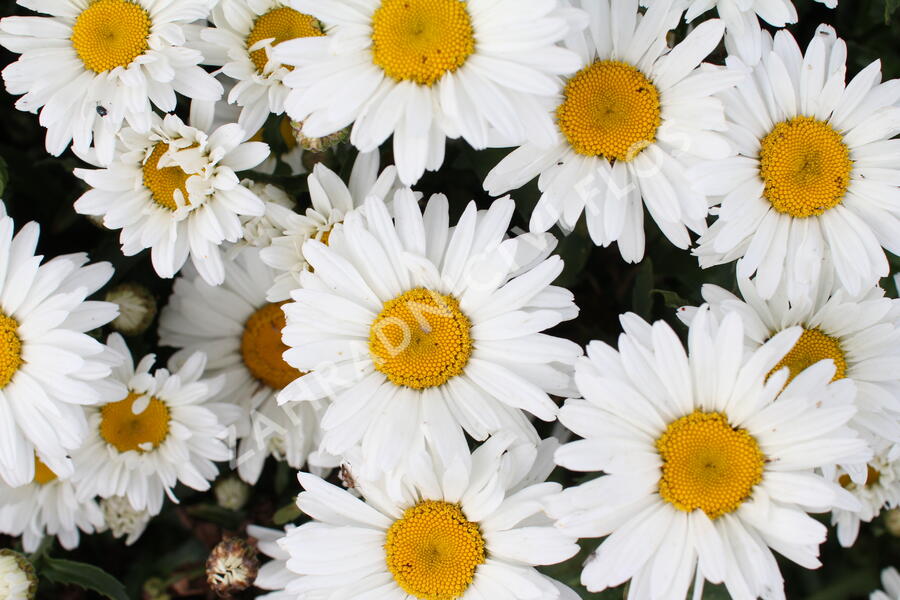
[71,333,235,515]
[0,203,123,487]
[0,0,223,165]
[202,0,326,135]
[829,441,900,548]
[276,436,580,600]
[677,0,837,65]
[677,273,900,463]
[693,25,900,301]
[73,113,271,286]
[248,524,298,600]
[484,0,740,264]
[259,151,401,302]
[158,248,332,485]
[0,456,104,553]
[100,495,152,545]
[873,567,900,600]
[278,192,582,474]
[273,0,585,185]
[546,308,870,599]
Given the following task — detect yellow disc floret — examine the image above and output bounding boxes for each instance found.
[33,456,57,485]
[556,60,662,161]
[657,411,765,519]
[142,143,192,212]
[369,288,472,389]
[769,328,847,384]
[241,302,304,390]
[247,7,324,74]
[371,0,475,86]
[385,500,485,600]
[759,116,852,218]
[0,313,22,389]
[100,391,170,453]
[71,0,151,73]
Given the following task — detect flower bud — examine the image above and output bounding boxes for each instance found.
[0,549,37,600]
[206,537,259,598]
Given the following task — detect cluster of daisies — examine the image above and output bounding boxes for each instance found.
[0,0,899,598]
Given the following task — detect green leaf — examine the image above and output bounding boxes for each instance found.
[184,503,244,529]
[0,156,8,198]
[40,557,128,600]
[650,288,689,309]
[273,499,302,525]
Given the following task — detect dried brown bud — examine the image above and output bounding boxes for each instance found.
[290,119,349,153]
[206,537,259,598]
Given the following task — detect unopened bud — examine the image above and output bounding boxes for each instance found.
[105,283,157,336]
[290,119,349,153]
[215,476,250,511]
[102,496,151,545]
[885,507,900,537]
[206,537,259,598]
[0,549,37,600]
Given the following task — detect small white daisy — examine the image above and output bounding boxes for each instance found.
[677,272,900,464]
[873,567,900,600]
[259,151,401,302]
[0,202,123,487]
[829,441,900,548]
[693,25,900,301]
[202,0,326,135]
[546,308,869,599]
[158,248,332,485]
[0,456,104,553]
[485,0,740,263]
[678,0,837,65]
[278,192,582,474]
[276,436,581,600]
[100,495,152,545]
[273,0,585,185]
[73,113,271,285]
[0,0,223,165]
[72,333,235,515]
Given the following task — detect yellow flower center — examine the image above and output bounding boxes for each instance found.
[71,0,151,73]
[142,143,192,212]
[33,456,57,485]
[385,500,485,600]
[556,60,661,161]
[769,328,847,384]
[246,7,323,74]
[369,288,472,389]
[100,391,170,453]
[839,465,881,490]
[370,0,475,86]
[657,411,765,519]
[759,116,853,218]
[241,302,304,390]
[0,313,22,390]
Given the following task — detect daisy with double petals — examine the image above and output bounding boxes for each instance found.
[694,25,900,301]
[0,0,222,164]
[678,272,900,466]
[276,436,581,600]
[485,0,740,263]
[259,152,400,301]
[159,248,332,485]
[278,192,581,474]
[202,0,326,135]
[0,202,123,487]
[679,0,836,65]
[274,0,584,184]
[0,456,104,552]
[73,113,270,285]
[72,334,236,515]
[546,309,869,599]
